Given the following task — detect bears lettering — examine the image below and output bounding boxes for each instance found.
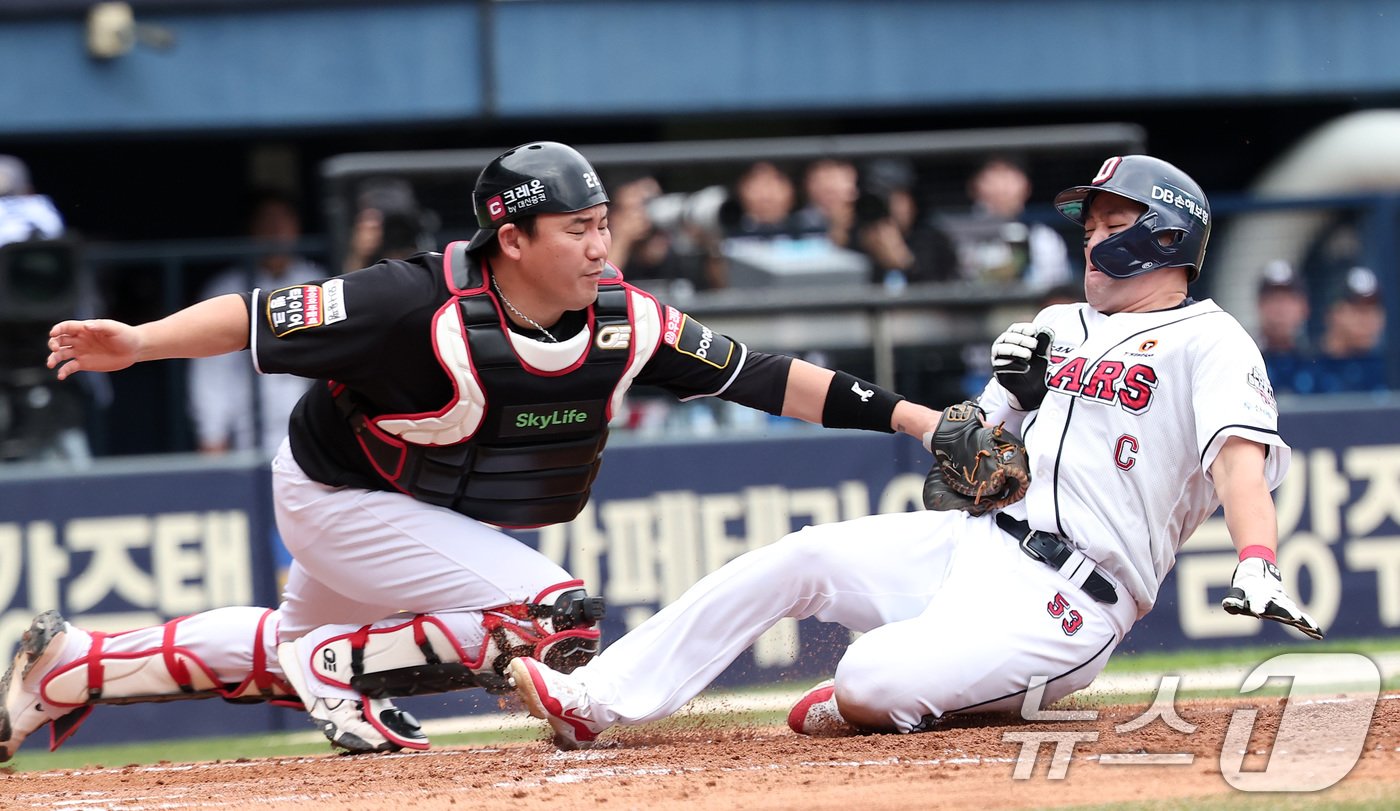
[1048,357,1157,413]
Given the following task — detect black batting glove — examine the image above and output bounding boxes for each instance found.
[991,323,1054,411]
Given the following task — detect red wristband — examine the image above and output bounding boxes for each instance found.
[1239,545,1277,565]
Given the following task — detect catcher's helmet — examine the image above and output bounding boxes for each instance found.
[1053,155,1210,282]
[464,142,609,253]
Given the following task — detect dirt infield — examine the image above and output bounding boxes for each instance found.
[6,693,1398,811]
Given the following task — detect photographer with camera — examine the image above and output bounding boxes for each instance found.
[794,158,859,249]
[342,177,437,275]
[603,173,723,295]
[852,158,957,287]
[936,155,1073,289]
[0,154,95,463]
[0,155,64,248]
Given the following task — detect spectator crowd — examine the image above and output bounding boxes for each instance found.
[1256,261,1388,395]
[1,148,1394,462]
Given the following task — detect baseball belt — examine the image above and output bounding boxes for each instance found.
[995,512,1119,605]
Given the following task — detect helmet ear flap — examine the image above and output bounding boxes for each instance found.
[1153,226,1203,282]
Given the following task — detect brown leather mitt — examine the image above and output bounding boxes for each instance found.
[923,401,1031,516]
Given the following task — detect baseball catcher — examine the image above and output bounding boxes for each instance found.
[922,400,1030,515]
[6,141,947,762]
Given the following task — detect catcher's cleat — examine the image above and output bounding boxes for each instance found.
[787,680,857,738]
[276,640,428,754]
[1,610,76,761]
[509,657,606,750]
[364,698,428,750]
[304,695,428,755]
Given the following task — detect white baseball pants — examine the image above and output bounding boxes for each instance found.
[570,509,1140,732]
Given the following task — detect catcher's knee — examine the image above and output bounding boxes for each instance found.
[525,582,607,672]
[304,581,605,697]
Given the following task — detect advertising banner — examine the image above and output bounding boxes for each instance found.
[1126,406,1400,651]
[0,458,285,743]
[3,405,1397,745]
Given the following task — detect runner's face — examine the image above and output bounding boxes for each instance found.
[1081,192,1176,313]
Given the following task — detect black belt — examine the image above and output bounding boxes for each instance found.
[995,513,1118,605]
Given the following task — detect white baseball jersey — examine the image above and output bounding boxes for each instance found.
[982,298,1291,616]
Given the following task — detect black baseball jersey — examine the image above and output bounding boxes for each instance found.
[247,251,792,493]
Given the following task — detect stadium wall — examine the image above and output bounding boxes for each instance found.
[1,0,1399,135]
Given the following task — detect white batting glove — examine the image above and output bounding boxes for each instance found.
[1221,557,1324,640]
[991,323,1054,410]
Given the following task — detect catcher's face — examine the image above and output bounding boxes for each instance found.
[512,204,612,313]
[1081,192,1186,314]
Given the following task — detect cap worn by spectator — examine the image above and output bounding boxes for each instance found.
[0,155,65,247]
[357,177,418,219]
[0,155,32,196]
[1343,265,1381,305]
[861,158,916,199]
[1257,259,1304,296]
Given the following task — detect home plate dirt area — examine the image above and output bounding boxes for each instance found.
[6,693,1399,811]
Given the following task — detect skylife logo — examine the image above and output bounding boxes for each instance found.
[500,400,601,438]
[515,408,590,431]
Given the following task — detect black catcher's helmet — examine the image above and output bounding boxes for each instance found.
[464,142,609,253]
[1053,155,1210,282]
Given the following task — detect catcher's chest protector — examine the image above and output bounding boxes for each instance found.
[339,278,634,527]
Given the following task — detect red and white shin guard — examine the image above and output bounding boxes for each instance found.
[304,580,605,698]
[30,608,294,752]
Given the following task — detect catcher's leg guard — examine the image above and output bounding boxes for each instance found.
[32,610,298,756]
[308,580,605,699]
[7,608,295,758]
[42,608,295,707]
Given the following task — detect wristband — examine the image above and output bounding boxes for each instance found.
[821,371,904,433]
[1239,545,1277,565]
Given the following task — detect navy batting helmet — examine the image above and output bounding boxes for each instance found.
[464,142,609,253]
[1053,155,1210,282]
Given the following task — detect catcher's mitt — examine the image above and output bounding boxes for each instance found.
[923,401,1031,516]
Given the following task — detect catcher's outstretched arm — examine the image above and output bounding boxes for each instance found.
[48,294,250,380]
[780,358,941,443]
[777,358,832,423]
[892,399,942,444]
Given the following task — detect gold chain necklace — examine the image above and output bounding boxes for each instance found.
[491,275,558,343]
